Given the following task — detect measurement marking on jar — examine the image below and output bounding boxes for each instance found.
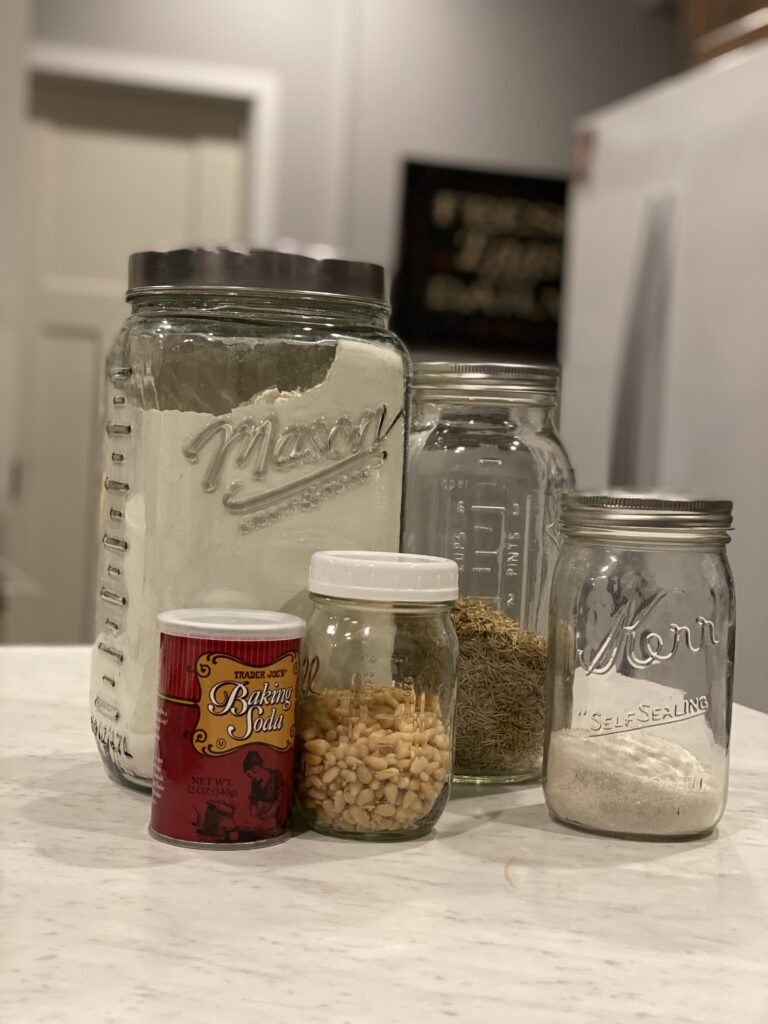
[94,696,120,721]
[102,675,117,688]
[98,642,124,664]
[479,458,503,465]
[103,535,128,553]
[100,587,127,607]
[112,396,126,407]
[470,505,505,594]
[105,478,129,493]
[106,422,132,437]
[109,507,124,521]
[111,452,125,464]
[111,367,132,387]
[107,564,121,578]
[104,618,120,632]
[518,496,532,619]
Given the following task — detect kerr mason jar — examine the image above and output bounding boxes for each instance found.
[91,249,409,791]
[544,493,735,840]
[405,363,574,784]
[296,551,459,840]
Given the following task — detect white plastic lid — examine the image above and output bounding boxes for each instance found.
[308,551,459,603]
[157,608,306,640]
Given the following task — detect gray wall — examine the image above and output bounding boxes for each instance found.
[350,0,678,266]
[33,0,678,268]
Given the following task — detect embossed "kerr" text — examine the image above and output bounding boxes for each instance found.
[578,592,720,675]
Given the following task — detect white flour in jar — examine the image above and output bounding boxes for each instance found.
[91,339,406,786]
[545,729,725,836]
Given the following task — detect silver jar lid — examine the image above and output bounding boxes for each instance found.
[412,362,560,399]
[560,492,733,544]
[127,247,388,305]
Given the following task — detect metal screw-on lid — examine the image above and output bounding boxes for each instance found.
[127,247,388,305]
[560,492,733,544]
[412,362,560,399]
[309,550,459,603]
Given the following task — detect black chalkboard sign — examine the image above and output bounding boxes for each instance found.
[392,161,567,361]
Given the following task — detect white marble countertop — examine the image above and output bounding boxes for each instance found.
[1,646,767,1024]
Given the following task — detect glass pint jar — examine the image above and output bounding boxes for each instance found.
[543,493,735,841]
[405,363,574,784]
[90,249,409,791]
[296,551,459,840]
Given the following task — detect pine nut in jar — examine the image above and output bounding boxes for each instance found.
[296,551,459,840]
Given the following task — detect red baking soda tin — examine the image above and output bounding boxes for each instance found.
[150,609,305,847]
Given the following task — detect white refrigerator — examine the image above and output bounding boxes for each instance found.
[560,42,768,713]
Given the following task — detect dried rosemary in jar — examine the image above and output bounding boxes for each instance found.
[451,598,548,785]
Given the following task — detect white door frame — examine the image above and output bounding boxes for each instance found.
[28,42,282,245]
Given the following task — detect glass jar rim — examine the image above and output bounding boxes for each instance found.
[412,361,559,402]
[560,491,733,544]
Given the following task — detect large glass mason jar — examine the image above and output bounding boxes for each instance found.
[405,363,574,784]
[543,493,735,840]
[296,551,459,840]
[91,249,409,791]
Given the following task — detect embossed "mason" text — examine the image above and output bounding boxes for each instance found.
[184,404,399,490]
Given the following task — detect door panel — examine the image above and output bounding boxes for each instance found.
[6,75,247,642]
[37,327,102,641]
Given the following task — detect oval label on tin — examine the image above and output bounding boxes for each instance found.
[188,651,297,756]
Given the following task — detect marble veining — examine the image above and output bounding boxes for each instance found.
[1,647,767,1023]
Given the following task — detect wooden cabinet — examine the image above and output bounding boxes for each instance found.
[680,1,768,63]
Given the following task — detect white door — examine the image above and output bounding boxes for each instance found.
[5,74,247,643]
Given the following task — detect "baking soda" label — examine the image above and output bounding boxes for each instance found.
[151,635,299,846]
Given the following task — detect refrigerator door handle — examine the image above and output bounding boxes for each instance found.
[609,192,676,489]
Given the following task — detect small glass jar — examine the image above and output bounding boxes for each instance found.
[405,363,574,784]
[296,551,459,840]
[90,249,409,792]
[543,493,735,841]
